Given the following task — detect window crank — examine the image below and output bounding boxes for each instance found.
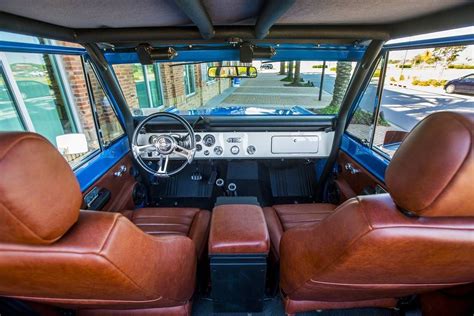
[114,165,127,177]
[344,163,360,175]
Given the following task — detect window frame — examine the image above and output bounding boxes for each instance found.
[342,34,474,182]
[184,64,196,96]
[83,58,126,148]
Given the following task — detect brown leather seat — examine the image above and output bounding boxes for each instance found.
[274,112,474,314]
[0,132,202,315]
[122,207,210,259]
[263,203,336,258]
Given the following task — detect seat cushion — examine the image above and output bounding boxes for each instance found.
[263,203,336,258]
[122,208,211,259]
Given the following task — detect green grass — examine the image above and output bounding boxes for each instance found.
[316,105,390,127]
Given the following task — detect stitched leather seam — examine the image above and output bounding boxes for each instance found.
[308,280,470,287]
[98,216,153,299]
[291,198,372,296]
[0,201,60,244]
[4,294,163,304]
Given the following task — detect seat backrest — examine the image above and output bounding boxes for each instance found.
[0,132,195,309]
[280,112,474,302]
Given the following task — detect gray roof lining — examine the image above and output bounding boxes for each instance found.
[0,0,468,29]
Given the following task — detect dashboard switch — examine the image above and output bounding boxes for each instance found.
[230,146,240,155]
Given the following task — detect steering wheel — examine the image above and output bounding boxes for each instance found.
[131,112,196,177]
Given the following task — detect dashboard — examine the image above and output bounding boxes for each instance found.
[137,131,334,159]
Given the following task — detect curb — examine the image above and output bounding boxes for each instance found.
[389,83,407,88]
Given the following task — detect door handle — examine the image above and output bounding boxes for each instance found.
[344,163,360,175]
[114,165,127,177]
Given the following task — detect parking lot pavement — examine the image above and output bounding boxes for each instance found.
[380,85,473,131]
[216,73,332,108]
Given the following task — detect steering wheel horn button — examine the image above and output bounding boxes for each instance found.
[155,135,175,155]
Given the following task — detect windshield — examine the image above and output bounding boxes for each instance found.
[112,61,357,116]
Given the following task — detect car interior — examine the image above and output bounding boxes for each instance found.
[0,1,473,316]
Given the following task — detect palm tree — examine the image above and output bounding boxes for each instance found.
[286,61,294,81]
[292,61,301,85]
[329,61,352,109]
[279,62,286,75]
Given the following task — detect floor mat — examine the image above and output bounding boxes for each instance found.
[192,296,398,316]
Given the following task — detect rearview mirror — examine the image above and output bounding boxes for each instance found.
[208,66,257,79]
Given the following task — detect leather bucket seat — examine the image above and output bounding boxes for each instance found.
[265,112,474,314]
[0,132,207,315]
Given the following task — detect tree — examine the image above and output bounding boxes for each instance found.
[279,61,286,75]
[413,50,437,66]
[287,61,294,80]
[292,61,302,85]
[432,46,466,76]
[328,61,353,109]
[432,46,466,64]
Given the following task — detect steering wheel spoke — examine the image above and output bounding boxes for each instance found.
[157,154,169,175]
[174,144,195,162]
[132,143,156,154]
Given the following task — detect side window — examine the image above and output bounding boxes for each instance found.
[0,52,101,167]
[84,62,124,146]
[346,59,384,144]
[0,66,24,131]
[373,44,474,158]
[0,50,125,168]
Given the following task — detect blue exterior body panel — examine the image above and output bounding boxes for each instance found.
[340,134,389,183]
[75,136,130,191]
[165,105,316,116]
[106,43,366,64]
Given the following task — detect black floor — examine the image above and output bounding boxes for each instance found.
[192,296,398,316]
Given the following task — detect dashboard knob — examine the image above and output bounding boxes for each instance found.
[214,146,223,155]
[230,146,240,155]
[247,145,256,155]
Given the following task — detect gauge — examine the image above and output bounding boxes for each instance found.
[195,134,201,142]
[149,135,159,144]
[214,146,223,155]
[230,146,240,155]
[196,144,203,152]
[247,145,256,155]
[203,134,215,147]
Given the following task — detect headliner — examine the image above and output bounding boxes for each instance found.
[0,0,469,29]
[0,0,472,45]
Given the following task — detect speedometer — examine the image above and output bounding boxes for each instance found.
[203,134,215,147]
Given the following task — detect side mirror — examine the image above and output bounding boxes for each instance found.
[208,66,258,79]
[56,133,89,155]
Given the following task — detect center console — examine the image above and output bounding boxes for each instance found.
[208,197,270,312]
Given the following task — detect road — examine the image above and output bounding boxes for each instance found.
[301,72,473,131]
[211,71,473,132]
[359,82,473,131]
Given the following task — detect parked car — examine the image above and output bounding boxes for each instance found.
[260,63,273,69]
[444,73,474,95]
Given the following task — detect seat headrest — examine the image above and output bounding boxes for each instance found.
[386,112,473,217]
[0,132,81,244]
